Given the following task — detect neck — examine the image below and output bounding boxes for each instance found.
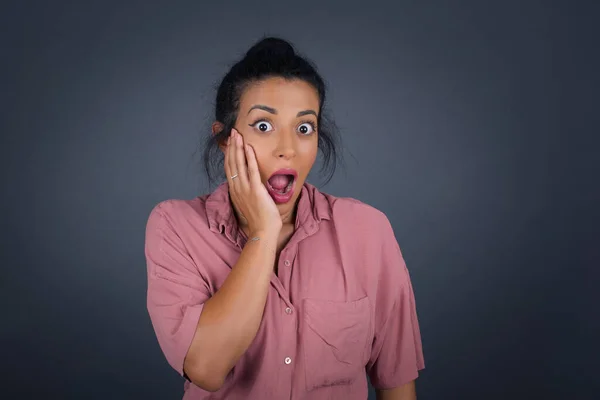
[232,203,298,232]
[279,206,297,226]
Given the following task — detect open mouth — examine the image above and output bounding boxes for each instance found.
[266,169,298,203]
[267,174,295,194]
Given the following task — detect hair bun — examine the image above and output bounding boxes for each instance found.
[245,37,296,59]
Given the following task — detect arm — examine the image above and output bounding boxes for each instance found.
[145,204,279,393]
[366,213,425,395]
[148,129,283,392]
[183,227,278,391]
[376,380,416,400]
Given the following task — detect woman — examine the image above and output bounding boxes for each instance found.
[145,37,425,400]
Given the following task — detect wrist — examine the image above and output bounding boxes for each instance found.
[249,227,281,240]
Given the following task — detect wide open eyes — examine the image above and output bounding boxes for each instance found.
[249,119,317,135]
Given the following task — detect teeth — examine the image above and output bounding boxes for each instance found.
[267,177,294,195]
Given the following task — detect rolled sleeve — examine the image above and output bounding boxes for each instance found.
[145,203,211,378]
[367,214,425,389]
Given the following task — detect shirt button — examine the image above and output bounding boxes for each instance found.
[285,307,292,314]
[284,357,292,365]
[284,260,291,267]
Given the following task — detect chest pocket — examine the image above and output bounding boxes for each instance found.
[301,296,373,391]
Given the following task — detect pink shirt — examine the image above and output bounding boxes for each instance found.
[145,182,425,399]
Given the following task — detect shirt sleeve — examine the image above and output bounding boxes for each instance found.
[144,202,212,380]
[366,214,425,389]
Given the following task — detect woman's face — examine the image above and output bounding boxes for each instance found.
[220,77,320,220]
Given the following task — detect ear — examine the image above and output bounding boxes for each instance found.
[212,121,226,151]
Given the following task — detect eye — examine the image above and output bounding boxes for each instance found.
[250,120,273,132]
[298,122,316,135]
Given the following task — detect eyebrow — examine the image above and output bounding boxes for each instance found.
[247,104,317,118]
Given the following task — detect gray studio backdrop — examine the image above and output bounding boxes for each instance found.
[2,1,597,399]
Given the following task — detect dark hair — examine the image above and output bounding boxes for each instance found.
[202,36,342,187]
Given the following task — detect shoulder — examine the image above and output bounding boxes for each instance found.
[321,192,407,292]
[327,193,394,237]
[145,195,210,235]
[148,196,206,218]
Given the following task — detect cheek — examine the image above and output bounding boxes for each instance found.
[250,147,271,181]
[298,140,319,166]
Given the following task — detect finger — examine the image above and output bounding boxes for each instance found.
[233,129,250,192]
[225,133,237,190]
[244,143,262,188]
[227,130,238,188]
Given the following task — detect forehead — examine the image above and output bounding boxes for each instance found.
[239,77,319,112]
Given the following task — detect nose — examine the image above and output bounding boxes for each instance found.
[273,131,296,160]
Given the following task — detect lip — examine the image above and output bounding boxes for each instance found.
[266,168,298,204]
[269,168,298,181]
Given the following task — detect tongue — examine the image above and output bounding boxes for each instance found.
[268,175,291,190]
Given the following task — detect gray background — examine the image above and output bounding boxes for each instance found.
[2,1,598,399]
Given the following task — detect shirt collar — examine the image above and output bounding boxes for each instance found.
[205,181,332,246]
